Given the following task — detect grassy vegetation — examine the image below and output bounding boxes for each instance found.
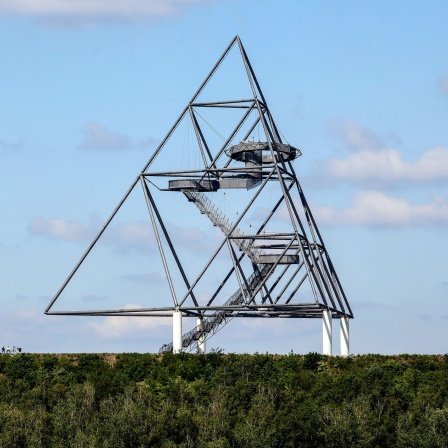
[0,352,448,447]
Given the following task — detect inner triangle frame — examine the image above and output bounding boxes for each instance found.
[45,36,353,353]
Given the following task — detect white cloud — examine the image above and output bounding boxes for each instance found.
[1,306,93,352]
[29,217,96,242]
[322,119,448,184]
[2,305,174,352]
[0,0,209,23]
[90,303,170,339]
[313,191,448,227]
[327,146,448,183]
[78,122,157,151]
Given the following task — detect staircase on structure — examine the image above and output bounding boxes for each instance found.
[159,264,271,353]
[184,190,264,263]
[159,191,273,353]
[45,37,353,358]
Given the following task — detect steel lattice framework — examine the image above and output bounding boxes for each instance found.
[45,36,353,353]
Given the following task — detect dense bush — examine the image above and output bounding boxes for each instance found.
[0,352,447,447]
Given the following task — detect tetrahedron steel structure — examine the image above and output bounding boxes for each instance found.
[46,36,353,353]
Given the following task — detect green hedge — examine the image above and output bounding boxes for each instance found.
[0,352,447,447]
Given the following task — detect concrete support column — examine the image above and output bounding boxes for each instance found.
[173,309,182,354]
[197,318,206,354]
[322,310,332,356]
[340,317,349,357]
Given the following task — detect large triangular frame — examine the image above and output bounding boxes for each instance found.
[45,36,353,353]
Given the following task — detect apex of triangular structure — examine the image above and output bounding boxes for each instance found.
[46,37,353,355]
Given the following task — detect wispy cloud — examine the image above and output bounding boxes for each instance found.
[353,301,395,311]
[29,215,220,257]
[313,191,448,227]
[292,94,304,116]
[29,217,96,242]
[439,74,448,95]
[90,303,170,339]
[331,119,384,152]
[0,139,25,151]
[78,122,157,151]
[110,221,154,254]
[28,217,155,253]
[122,272,166,284]
[0,0,210,25]
[168,222,219,255]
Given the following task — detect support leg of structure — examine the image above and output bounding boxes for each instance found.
[340,316,349,356]
[173,309,182,354]
[197,318,206,354]
[322,310,332,356]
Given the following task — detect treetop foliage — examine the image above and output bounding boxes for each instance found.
[0,352,448,447]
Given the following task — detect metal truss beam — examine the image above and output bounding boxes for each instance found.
[45,36,353,356]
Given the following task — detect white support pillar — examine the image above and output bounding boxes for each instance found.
[173,309,182,354]
[197,318,206,354]
[340,317,349,357]
[322,310,332,356]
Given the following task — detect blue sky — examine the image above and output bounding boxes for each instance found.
[1,0,447,354]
